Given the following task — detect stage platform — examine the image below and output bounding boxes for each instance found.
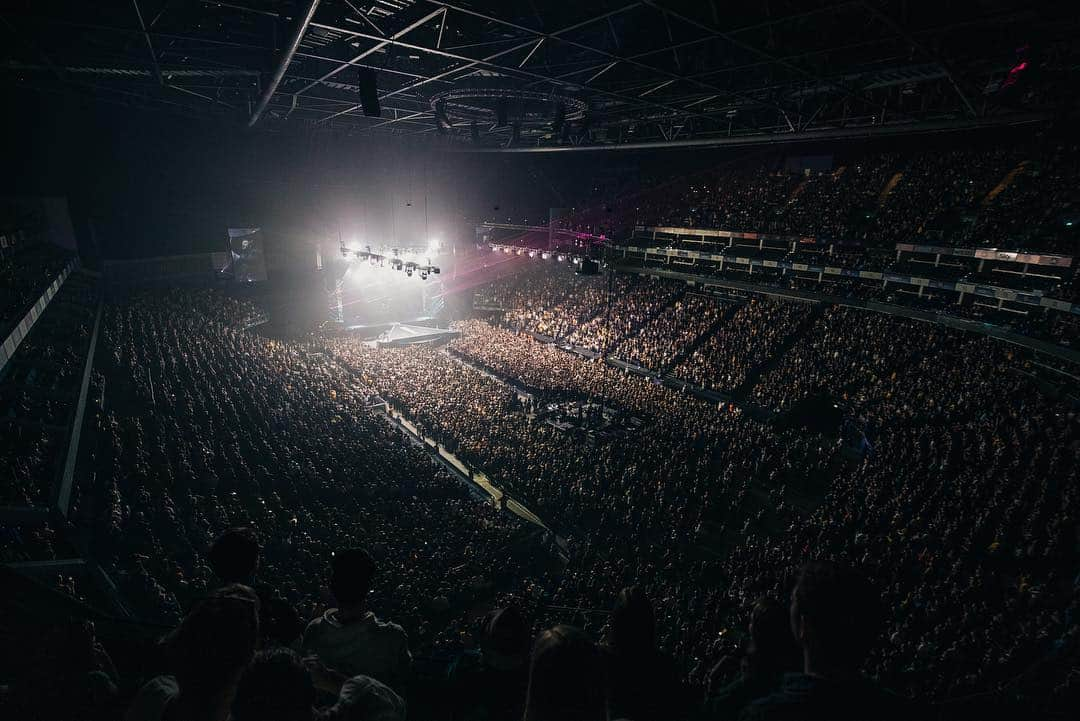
[376,323,460,348]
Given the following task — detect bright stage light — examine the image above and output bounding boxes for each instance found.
[528,250,537,258]
[541,252,551,260]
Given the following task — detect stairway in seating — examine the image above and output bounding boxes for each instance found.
[731,302,824,402]
[876,172,904,207]
[662,299,741,376]
[982,160,1029,206]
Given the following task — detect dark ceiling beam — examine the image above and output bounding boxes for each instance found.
[292,7,445,97]
[859,1,977,117]
[422,1,794,121]
[8,15,275,52]
[314,5,723,128]
[293,53,436,82]
[248,0,321,127]
[454,112,1050,152]
[130,0,163,85]
[642,0,918,122]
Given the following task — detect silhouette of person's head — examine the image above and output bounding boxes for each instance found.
[208,527,260,584]
[609,585,656,656]
[480,605,530,670]
[232,648,316,721]
[748,596,801,675]
[790,562,882,673]
[331,548,376,607]
[524,625,607,721]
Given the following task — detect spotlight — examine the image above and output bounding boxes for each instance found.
[528,250,537,258]
[420,270,428,280]
[557,254,566,262]
[541,252,551,260]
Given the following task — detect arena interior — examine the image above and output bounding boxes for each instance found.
[2,1,1080,720]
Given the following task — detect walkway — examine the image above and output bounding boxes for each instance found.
[376,398,553,535]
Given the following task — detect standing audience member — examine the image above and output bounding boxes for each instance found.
[231,648,317,721]
[706,597,801,719]
[450,605,532,721]
[125,585,259,721]
[302,548,412,694]
[208,526,302,647]
[524,625,609,721]
[742,562,918,721]
[601,586,685,721]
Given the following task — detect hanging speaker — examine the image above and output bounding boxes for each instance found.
[357,68,380,117]
[435,101,450,134]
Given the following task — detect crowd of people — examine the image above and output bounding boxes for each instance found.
[567,279,680,355]
[673,300,814,394]
[628,140,1079,255]
[0,234,73,338]
[0,270,98,508]
[504,269,630,342]
[85,289,536,656]
[613,293,727,373]
[3,258,1078,721]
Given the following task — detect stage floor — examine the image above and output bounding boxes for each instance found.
[375,323,461,347]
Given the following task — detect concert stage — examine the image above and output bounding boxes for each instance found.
[375,323,461,348]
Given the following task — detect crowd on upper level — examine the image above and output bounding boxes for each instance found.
[623,140,1079,256]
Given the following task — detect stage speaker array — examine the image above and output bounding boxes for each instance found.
[357,68,381,117]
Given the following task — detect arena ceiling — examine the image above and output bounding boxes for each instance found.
[3,1,1077,150]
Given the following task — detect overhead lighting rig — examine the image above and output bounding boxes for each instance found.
[339,241,440,279]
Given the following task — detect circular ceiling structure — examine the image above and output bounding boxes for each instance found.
[430,85,588,137]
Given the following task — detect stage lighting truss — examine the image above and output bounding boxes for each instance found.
[339,242,439,279]
[489,243,577,265]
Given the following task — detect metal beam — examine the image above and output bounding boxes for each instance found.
[451,112,1050,152]
[423,2,788,127]
[860,1,977,117]
[436,7,447,48]
[130,0,163,85]
[248,0,321,127]
[315,5,717,127]
[293,7,444,97]
[519,38,544,68]
[642,1,917,122]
